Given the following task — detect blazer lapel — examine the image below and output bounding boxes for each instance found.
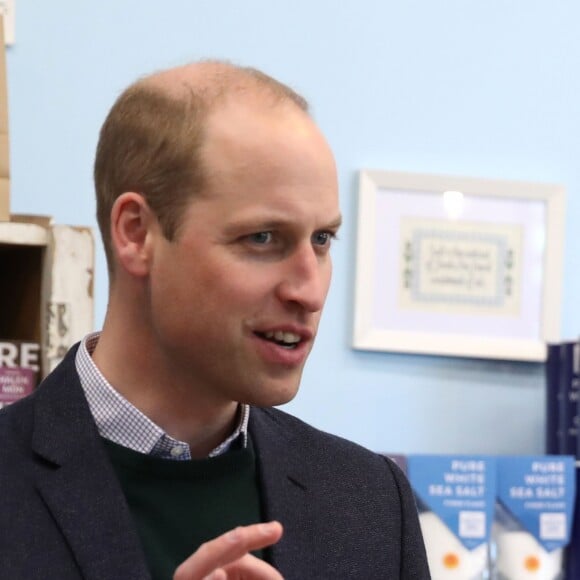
[249,408,317,576]
[31,348,150,580]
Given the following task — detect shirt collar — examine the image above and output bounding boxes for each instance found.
[75,331,249,460]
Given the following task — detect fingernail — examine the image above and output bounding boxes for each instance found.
[226,527,241,543]
[259,522,276,535]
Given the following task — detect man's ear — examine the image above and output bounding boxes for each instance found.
[110,192,157,277]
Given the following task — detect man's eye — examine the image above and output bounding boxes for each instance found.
[312,231,334,246]
[248,232,273,244]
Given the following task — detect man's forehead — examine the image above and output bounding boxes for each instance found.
[199,114,332,196]
[204,96,317,149]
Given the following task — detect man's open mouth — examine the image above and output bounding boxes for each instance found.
[255,331,302,349]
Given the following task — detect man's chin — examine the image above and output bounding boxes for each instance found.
[239,381,301,408]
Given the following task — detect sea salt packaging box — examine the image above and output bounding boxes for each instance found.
[407,455,496,580]
[494,456,576,580]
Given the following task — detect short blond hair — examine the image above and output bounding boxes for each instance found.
[94,61,308,272]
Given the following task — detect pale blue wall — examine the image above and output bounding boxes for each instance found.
[7,1,580,455]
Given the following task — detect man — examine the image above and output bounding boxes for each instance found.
[0,61,429,579]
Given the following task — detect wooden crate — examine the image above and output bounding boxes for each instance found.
[0,217,94,380]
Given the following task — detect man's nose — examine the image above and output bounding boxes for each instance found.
[275,245,330,313]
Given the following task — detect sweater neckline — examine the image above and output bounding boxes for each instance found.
[101,436,255,479]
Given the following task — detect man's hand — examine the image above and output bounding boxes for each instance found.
[173,521,284,580]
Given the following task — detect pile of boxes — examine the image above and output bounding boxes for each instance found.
[0,20,94,405]
[388,453,575,580]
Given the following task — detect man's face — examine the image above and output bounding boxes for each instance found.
[147,98,340,408]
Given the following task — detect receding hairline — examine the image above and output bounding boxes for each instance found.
[94,60,313,276]
[131,60,309,113]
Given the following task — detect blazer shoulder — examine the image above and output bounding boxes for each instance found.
[252,406,403,480]
[0,343,83,447]
[250,407,430,578]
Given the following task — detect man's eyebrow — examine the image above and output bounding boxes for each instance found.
[224,215,343,233]
[324,215,343,230]
[223,219,291,233]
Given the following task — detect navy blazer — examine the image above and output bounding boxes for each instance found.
[0,346,430,579]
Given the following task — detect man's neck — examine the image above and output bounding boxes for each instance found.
[92,309,239,459]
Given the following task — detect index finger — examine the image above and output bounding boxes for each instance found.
[173,521,283,580]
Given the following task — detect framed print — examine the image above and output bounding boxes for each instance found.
[352,170,566,361]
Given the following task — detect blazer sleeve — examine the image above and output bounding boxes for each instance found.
[383,457,431,579]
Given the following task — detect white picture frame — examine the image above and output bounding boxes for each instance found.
[353,170,566,361]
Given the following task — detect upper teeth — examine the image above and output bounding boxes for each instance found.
[264,331,301,344]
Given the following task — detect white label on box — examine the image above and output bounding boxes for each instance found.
[540,512,566,541]
[459,510,486,539]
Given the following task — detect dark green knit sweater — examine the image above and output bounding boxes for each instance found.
[103,438,263,580]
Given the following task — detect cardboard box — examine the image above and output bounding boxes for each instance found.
[0,16,9,222]
[0,178,8,223]
[0,219,94,379]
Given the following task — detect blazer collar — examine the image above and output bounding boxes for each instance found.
[249,408,318,575]
[31,346,150,580]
